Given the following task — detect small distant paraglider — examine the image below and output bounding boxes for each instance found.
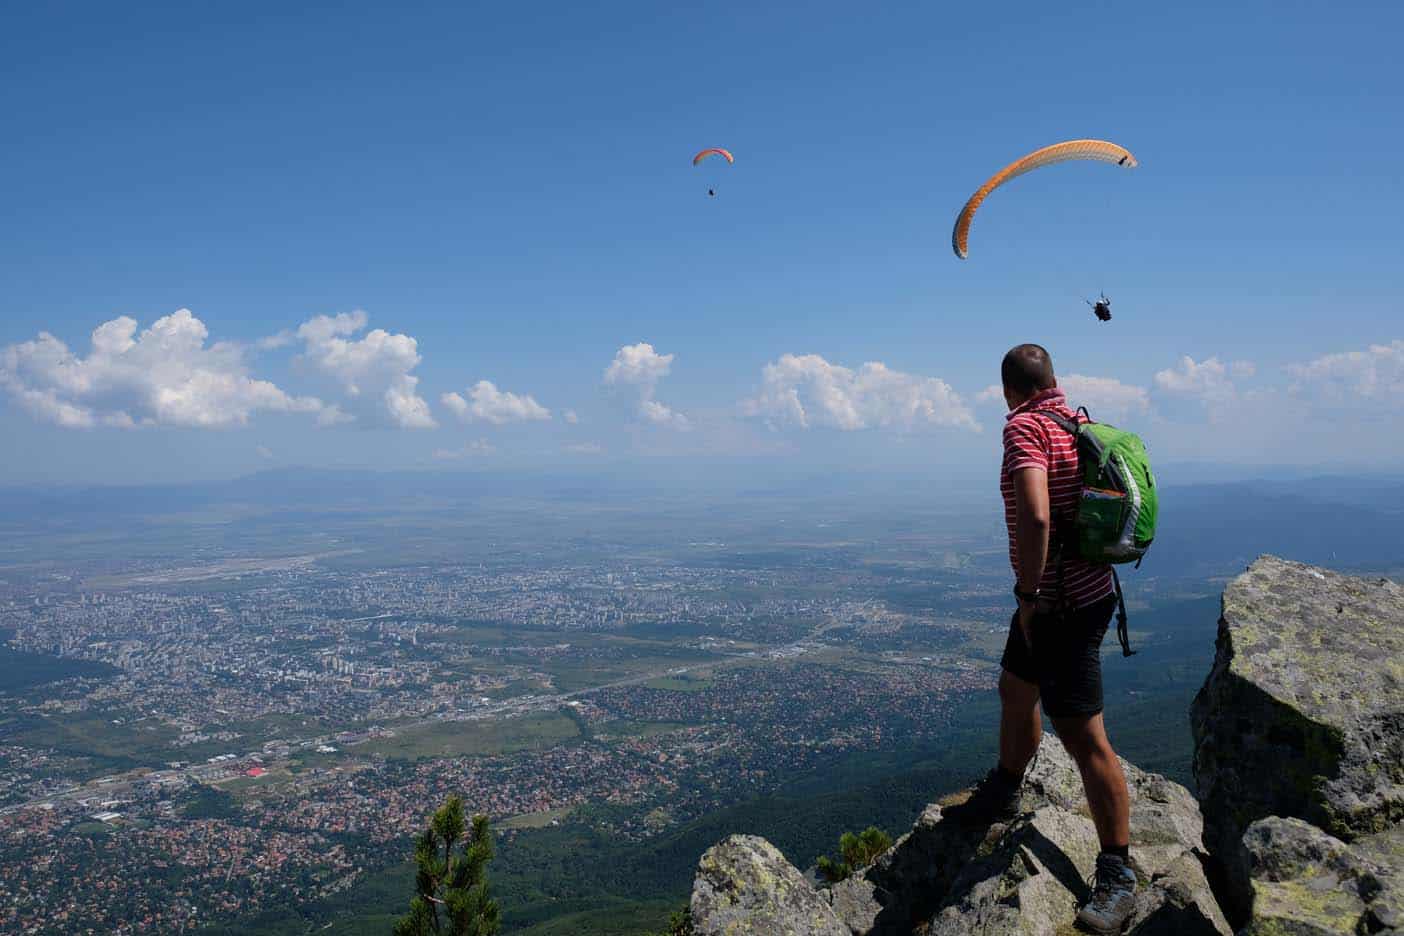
[692,148,733,167]
[1087,293,1113,322]
[693,147,733,196]
[951,139,1138,259]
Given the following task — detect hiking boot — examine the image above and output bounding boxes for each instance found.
[1076,852,1138,934]
[957,767,1022,827]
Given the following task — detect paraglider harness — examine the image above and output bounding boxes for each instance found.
[1086,294,1113,323]
[1037,406,1158,658]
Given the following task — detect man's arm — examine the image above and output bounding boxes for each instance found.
[1013,466,1051,595]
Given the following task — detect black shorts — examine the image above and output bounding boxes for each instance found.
[1000,593,1116,718]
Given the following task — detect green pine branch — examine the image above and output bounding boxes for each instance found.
[393,796,500,936]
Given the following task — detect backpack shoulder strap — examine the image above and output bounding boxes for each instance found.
[1042,411,1080,436]
[1041,405,1095,436]
[1112,568,1136,657]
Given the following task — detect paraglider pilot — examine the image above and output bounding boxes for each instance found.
[1087,294,1112,322]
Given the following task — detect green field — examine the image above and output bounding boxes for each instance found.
[2,709,347,781]
[641,672,714,692]
[216,767,294,794]
[537,653,721,693]
[502,806,575,830]
[357,712,581,761]
[4,711,178,771]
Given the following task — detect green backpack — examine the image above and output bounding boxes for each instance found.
[1044,408,1158,656]
[1045,409,1158,564]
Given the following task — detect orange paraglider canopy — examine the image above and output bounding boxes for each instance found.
[692,148,734,166]
[952,140,1137,259]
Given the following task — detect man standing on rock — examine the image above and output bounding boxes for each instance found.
[968,343,1138,934]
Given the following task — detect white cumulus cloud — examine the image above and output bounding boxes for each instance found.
[295,310,435,429]
[745,353,977,432]
[1060,374,1152,422]
[603,341,689,430]
[974,375,1149,423]
[1153,356,1252,403]
[1288,340,1404,403]
[639,398,691,430]
[975,384,1005,406]
[604,342,673,386]
[0,309,330,429]
[441,380,550,425]
[256,330,296,350]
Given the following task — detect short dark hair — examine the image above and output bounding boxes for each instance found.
[1001,344,1056,397]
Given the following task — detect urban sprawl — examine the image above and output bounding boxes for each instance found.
[1,558,1006,934]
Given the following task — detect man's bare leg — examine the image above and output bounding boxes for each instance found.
[998,669,1042,778]
[1050,711,1130,848]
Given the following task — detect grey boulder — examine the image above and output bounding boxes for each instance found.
[691,834,850,936]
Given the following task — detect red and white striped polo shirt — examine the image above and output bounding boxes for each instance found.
[1000,387,1114,608]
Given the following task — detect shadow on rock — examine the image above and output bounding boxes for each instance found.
[691,735,1232,936]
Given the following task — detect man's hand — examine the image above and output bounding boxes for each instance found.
[1017,598,1037,648]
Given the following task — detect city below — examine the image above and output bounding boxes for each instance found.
[0,483,1035,934]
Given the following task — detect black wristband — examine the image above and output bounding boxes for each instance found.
[1014,585,1041,603]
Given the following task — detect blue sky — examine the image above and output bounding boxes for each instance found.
[1,0,1400,483]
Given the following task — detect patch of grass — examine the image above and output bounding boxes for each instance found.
[184,784,239,820]
[356,712,581,762]
[501,806,575,830]
[69,820,116,835]
[216,768,292,795]
[642,672,714,692]
[434,624,557,647]
[537,653,720,694]
[2,708,353,780]
[285,749,351,773]
[3,712,178,775]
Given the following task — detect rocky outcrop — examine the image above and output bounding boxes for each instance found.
[915,737,1229,936]
[1191,556,1404,928]
[688,556,1403,935]
[692,834,850,936]
[690,737,1229,935]
[1239,817,1402,934]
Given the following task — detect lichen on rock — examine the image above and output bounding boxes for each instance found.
[1191,556,1404,924]
[691,834,850,936]
[1237,816,1397,935]
[689,737,1228,935]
